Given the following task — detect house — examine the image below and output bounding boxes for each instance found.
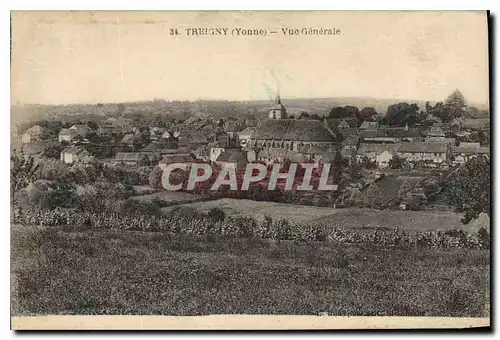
[425,137,456,144]
[237,127,256,147]
[325,117,358,131]
[397,142,452,166]
[121,133,142,147]
[69,124,91,137]
[159,153,197,170]
[216,150,248,169]
[113,152,156,167]
[452,143,490,164]
[58,128,78,143]
[209,141,226,163]
[224,123,240,138]
[21,125,47,143]
[245,115,258,127]
[249,147,307,165]
[361,126,425,143]
[359,121,378,130]
[96,123,117,136]
[427,124,446,139]
[357,144,400,168]
[338,127,359,140]
[342,135,361,151]
[60,146,91,164]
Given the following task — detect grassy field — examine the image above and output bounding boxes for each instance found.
[11,225,489,316]
[132,190,200,203]
[162,198,474,232]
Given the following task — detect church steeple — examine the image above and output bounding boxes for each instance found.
[276,87,281,105]
[269,86,287,120]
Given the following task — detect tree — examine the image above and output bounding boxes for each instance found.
[442,155,490,224]
[358,107,378,122]
[310,114,322,121]
[298,112,310,119]
[149,165,163,188]
[388,155,405,169]
[360,156,376,169]
[139,154,151,167]
[328,105,360,119]
[445,89,467,110]
[43,143,64,159]
[383,102,420,126]
[11,153,40,205]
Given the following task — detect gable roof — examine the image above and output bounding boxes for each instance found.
[452,145,490,155]
[61,146,86,156]
[398,142,450,153]
[251,119,335,142]
[121,133,141,144]
[358,143,400,155]
[359,121,378,129]
[216,150,247,163]
[238,127,256,136]
[59,128,78,137]
[115,152,142,162]
[361,127,425,139]
[160,153,197,164]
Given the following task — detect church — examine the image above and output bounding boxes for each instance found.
[247,92,338,164]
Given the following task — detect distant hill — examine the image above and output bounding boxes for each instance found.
[11,96,489,125]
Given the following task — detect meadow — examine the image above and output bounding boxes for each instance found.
[162,198,474,232]
[11,225,489,317]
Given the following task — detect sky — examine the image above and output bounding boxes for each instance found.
[11,11,489,105]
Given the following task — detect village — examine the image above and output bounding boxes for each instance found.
[11,88,490,214]
[9,11,491,321]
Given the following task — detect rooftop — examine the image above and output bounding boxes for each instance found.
[251,119,335,142]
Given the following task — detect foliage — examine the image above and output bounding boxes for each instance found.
[382,102,420,126]
[11,225,489,316]
[328,105,360,119]
[11,153,40,204]
[360,156,376,169]
[358,107,378,122]
[13,207,490,250]
[149,165,163,188]
[207,207,226,222]
[42,143,65,159]
[388,155,405,169]
[445,89,467,110]
[442,155,490,224]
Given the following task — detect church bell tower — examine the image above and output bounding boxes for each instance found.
[268,88,287,120]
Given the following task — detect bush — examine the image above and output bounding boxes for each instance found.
[208,207,226,222]
[13,206,489,250]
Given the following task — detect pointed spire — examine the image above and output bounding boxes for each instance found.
[276,86,281,105]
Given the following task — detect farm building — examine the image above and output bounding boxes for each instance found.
[22,125,47,143]
[357,144,400,168]
[58,128,78,143]
[60,146,91,164]
[69,124,92,137]
[216,150,248,169]
[452,143,490,164]
[361,126,426,143]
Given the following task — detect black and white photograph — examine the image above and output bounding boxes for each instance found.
[9,10,491,330]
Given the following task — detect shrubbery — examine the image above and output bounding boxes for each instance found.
[12,206,489,250]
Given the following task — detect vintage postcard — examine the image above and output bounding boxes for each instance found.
[10,11,490,330]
